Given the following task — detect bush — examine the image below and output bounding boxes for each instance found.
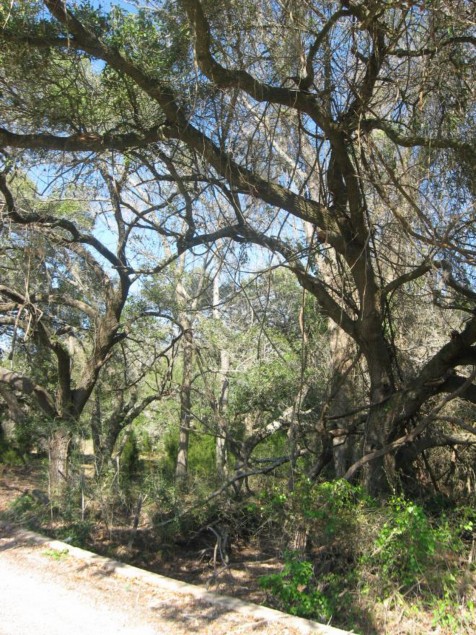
[55,520,93,547]
[363,496,460,594]
[1,491,48,530]
[257,480,370,626]
[255,481,475,633]
[0,429,25,465]
[120,431,142,479]
[259,550,333,621]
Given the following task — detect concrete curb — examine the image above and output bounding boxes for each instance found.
[1,524,356,634]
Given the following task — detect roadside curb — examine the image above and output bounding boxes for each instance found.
[0,523,355,634]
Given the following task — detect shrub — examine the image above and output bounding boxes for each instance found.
[1,492,48,530]
[363,496,457,594]
[120,431,142,479]
[257,482,474,633]
[259,550,333,622]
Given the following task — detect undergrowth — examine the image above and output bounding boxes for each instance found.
[2,463,475,634]
[256,480,475,634]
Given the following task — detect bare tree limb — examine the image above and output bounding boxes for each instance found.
[344,368,476,480]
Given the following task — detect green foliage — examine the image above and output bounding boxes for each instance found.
[1,491,48,530]
[188,432,215,479]
[120,431,142,480]
[231,354,300,419]
[0,431,24,465]
[160,426,217,481]
[0,446,23,466]
[105,5,189,79]
[364,496,456,593]
[305,478,371,512]
[13,415,47,457]
[42,547,69,561]
[259,551,333,621]
[250,480,366,627]
[430,594,475,632]
[359,497,475,632]
[454,504,476,537]
[161,427,179,477]
[55,520,93,548]
[277,478,372,542]
[254,481,475,632]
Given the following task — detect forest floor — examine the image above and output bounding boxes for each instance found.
[0,463,351,635]
[0,461,474,635]
[0,461,283,604]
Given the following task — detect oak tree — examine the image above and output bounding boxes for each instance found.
[0,0,475,493]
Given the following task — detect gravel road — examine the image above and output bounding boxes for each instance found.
[0,554,157,635]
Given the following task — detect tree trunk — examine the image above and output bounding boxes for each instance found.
[92,413,125,476]
[90,389,105,474]
[0,385,25,443]
[216,349,229,480]
[362,404,396,496]
[326,323,356,478]
[176,318,193,480]
[213,271,229,479]
[48,427,71,499]
[359,323,398,495]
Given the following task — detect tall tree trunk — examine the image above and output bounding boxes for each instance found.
[91,400,127,476]
[176,317,193,480]
[90,389,104,474]
[216,349,229,480]
[326,323,356,478]
[363,404,396,496]
[361,336,398,495]
[213,271,229,479]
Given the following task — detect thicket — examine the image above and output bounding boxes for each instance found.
[257,480,475,632]
[2,447,475,634]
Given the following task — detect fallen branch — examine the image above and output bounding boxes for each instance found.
[156,450,307,527]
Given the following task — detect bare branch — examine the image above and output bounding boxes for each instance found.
[179,0,329,127]
[344,368,476,480]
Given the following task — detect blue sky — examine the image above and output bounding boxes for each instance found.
[94,0,137,10]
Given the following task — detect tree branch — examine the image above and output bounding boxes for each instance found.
[383,259,436,295]
[362,119,475,157]
[179,0,329,127]
[0,367,56,418]
[344,367,476,480]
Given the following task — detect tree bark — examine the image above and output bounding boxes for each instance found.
[48,427,71,500]
[176,318,193,480]
[216,349,229,480]
[326,323,356,478]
